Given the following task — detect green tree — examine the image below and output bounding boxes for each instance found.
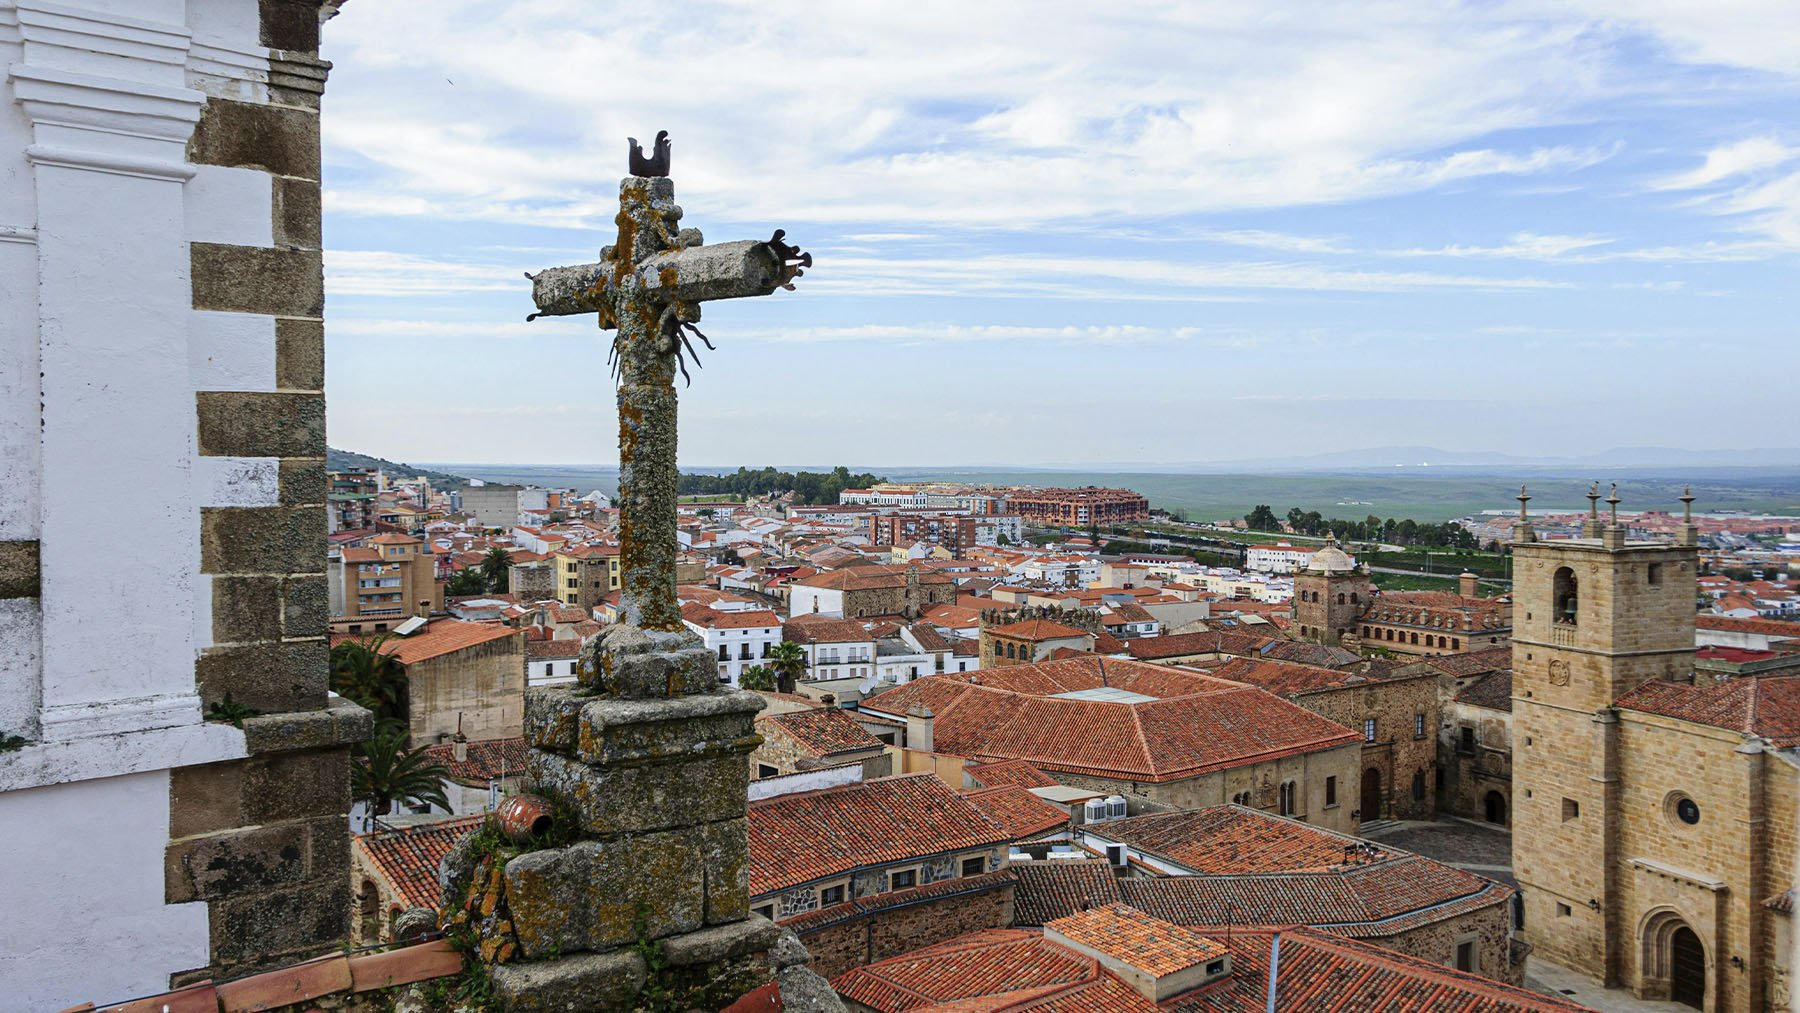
[330,637,408,725]
[352,720,451,816]
[480,547,514,594]
[445,567,486,597]
[996,532,1012,546]
[767,641,807,695]
[1245,505,1280,531]
[739,665,776,692]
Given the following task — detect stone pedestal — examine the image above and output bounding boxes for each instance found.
[441,625,844,1011]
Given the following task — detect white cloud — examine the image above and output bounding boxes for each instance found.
[1653,137,1798,191]
[1400,232,1615,259]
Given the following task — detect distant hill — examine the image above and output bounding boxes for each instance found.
[326,448,470,488]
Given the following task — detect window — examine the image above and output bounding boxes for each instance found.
[818,883,847,906]
[1337,593,1346,605]
[1553,566,1578,625]
[1414,713,1426,739]
[1648,562,1663,586]
[756,763,779,778]
[1459,727,1476,753]
[1455,939,1477,972]
[1410,631,1419,645]
[1325,776,1337,807]
[1363,718,1377,742]
[1412,771,1426,801]
[718,645,729,661]
[1561,798,1579,822]
[992,641,1003,657]
[1450,638,1460,650]
[1351,592,1359,604]
[1205,959,1226,976]
[888,868,918,891]
[752,904,775,921]
[1278,780,1296,816]
[961,856,986,877]
[1232,790,1252,806]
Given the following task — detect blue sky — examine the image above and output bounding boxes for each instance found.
[318,2,1800,468]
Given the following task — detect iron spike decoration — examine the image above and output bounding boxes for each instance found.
[522,133,811,631]
[627,129,671,177]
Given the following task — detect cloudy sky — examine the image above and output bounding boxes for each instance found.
[319,2,1799,468]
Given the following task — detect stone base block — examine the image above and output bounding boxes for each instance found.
[525,682,763,767]
[490,948,646,1013]
[504,817,747,958]
[529,748,750,839]
[589,623,719,698]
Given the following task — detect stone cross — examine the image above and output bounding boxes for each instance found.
[526,133,809,632]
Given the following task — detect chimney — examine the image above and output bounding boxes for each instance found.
[905,705,934,753]
[453,732,468,763]
[1459,572,1479,598]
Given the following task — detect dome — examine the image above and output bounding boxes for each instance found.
[1307,535,1356,575]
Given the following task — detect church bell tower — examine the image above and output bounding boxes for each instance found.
[1292,534,1365,646]
[1510,486,1699,983]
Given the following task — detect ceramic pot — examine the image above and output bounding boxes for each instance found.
[496,793,554,843]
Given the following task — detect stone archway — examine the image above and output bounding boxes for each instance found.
[1484,789,1508,826]
[1639,909,1708,1009]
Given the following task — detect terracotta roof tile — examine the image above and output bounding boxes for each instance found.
[965,758,1059,789]
[1010,860,1123,926]
[1046,903,1227,977]
[1616,674,1800,748]
[1209,657,1369,696]
[748,774,1011,897]
[333,620,520,666]
[832,929,1106,1011]
[354,815,487,911]
[988,619,1093,641]
[1454,669,1514,712]
[961,785,1069,840]
[860,659,1359,783]
[758,707,882,757]
[423,737,528,783]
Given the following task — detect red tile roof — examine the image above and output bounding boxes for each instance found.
[1176,926,1590,1011]
[1454,669,1514,712]
[783,617,874,644]
[354,814,487,910]
[988,619,1094,641]
[758,707,883,757]
[333,619,520,666]
[965,758,1059,790]
[525,639,581,659]
[832,928,1111,1012]
[1615,674,1800,748]
[1010,860,1123,926]
[681,603,782,629]
[1696,615,1800,638]
[961,785,1069,840]
[422,737,528,784]
[798,564,956,591]
[1209,657,1370,696]
[1125,631,1272,661]
[859,659,1359,783]
[1046,903,1226,977]
[748,774,1012,896]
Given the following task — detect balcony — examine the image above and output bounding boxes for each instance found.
[1550,624,1576,647]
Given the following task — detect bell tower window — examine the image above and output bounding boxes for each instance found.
[1553,567,1578,626]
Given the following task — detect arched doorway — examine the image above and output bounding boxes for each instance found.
[1670,926,1705,1009]
[1484,790,1508,826]
[1361,767,1382,820]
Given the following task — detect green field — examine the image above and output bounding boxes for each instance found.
[404,459,1800,525]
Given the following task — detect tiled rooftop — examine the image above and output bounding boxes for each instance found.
[1616,673,1800,748]
[1009,860,1123,926]
[748,774,1012,896]
[758,706,883,757]
[961,785,1069,840]
[860,658,1359,782]
[965,758,1059,790]
[333,619,519,665]
[1045,903,1226,978]
[354,814,487,910]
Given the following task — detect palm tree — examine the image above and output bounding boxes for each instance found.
[739,665,776,692]
[767,641,807,695]
[330,637,408,724]
[352,720,451,817]
[480,547,514,594]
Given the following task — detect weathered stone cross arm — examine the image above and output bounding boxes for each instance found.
[527,234,808,320]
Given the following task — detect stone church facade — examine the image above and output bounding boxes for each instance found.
[1510,507,1798,1012]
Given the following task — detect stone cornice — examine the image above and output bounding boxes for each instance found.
[16,0,189,69]
[10,63,203,140]
[1628,856,1728,893]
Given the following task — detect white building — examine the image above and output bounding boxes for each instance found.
[784,618,877,682]
[681,604,783,687]
[526,639,581,686]
[1246,542,1342,574]
[1014,554,1101,587]
[0,1,362,1005]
